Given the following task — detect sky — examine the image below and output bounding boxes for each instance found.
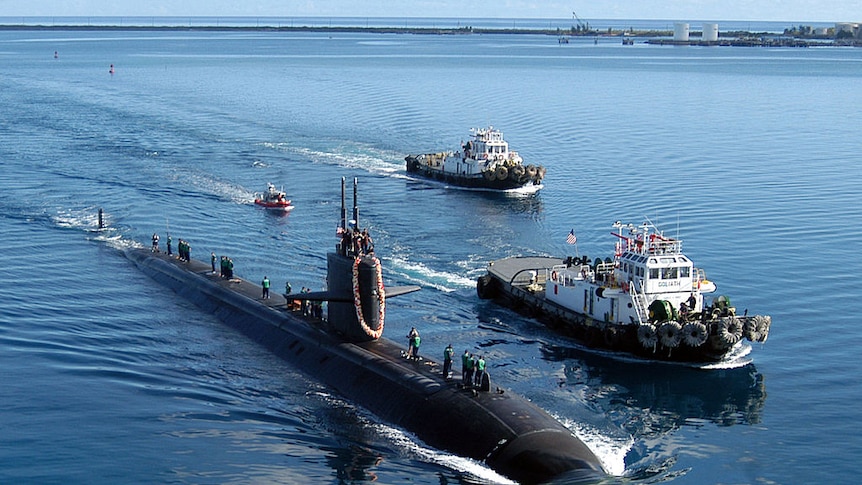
[0,1,857,23]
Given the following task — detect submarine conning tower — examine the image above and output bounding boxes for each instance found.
[327,177,385,342]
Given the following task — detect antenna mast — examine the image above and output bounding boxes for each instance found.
[352,177,359,228]
[340,177,346,230]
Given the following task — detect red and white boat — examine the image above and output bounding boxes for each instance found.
[254,183,293,211]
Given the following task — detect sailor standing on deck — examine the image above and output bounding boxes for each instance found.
[361,229,374,254]
[443,344,454,379]
[261,276,271,299]
[151,233,159,252]
[474,355,486,388]
[411,333,421,360]
[166,235,172,256]
[406,327,419,359]
[461,350,471,383]
[211,252,217,273]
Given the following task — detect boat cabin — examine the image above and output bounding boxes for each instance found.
[463,126,512,162]
[615,250,694,295]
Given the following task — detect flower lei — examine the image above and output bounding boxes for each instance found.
[352,256,386,339]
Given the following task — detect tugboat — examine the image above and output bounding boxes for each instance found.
[477,221,772,364]
[405,127,545,190]
[254,183,293,211]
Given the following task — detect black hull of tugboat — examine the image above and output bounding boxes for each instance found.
[405,156,537,191]
[477,259,764,364]
[125,248,606,484]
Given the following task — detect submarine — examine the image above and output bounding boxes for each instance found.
[123,177,606,484]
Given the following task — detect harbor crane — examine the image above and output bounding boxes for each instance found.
[572,11,590,33]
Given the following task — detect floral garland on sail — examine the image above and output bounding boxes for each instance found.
[352,256,386,339]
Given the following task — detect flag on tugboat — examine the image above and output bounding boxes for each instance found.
[566,229,577,245]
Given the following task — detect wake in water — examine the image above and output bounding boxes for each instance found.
[374,424,516,485]
[385,255,475,292]
[261,140,404,176]
[556,416,632,478]
[52,207,142,251]
[178,171,258,205]
[308,390,515,484]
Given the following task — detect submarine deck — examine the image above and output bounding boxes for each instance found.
[149,248,495,396]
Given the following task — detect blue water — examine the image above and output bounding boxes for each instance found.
[1,27,861,484]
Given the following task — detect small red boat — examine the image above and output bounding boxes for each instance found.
[254,183,293,211]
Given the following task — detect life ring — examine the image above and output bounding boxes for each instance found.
[352,256,386,340]
[550,270,558,282]
[495,165,508,181]
[637,323,658,349]
[657,321,682,348]
[718,316,742,345]
[681,321,708,347]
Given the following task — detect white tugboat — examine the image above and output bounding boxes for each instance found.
[477,221,771,363]
[405,126,545,190]
[254,183,293,211]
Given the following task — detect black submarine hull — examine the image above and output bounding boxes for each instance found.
[125,248,606,484]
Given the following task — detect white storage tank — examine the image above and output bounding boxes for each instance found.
[674,23,690,41]
[703,23,719,42]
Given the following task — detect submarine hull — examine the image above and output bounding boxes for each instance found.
[125,248,605,484]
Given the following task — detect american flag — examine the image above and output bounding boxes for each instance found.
[566,229,577,245]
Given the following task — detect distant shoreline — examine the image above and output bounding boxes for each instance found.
[1,23,857,46]
[0,23,771,37]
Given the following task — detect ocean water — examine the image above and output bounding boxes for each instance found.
[1,27,861,484]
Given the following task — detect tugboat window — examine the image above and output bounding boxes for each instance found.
[680,267,691,278]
